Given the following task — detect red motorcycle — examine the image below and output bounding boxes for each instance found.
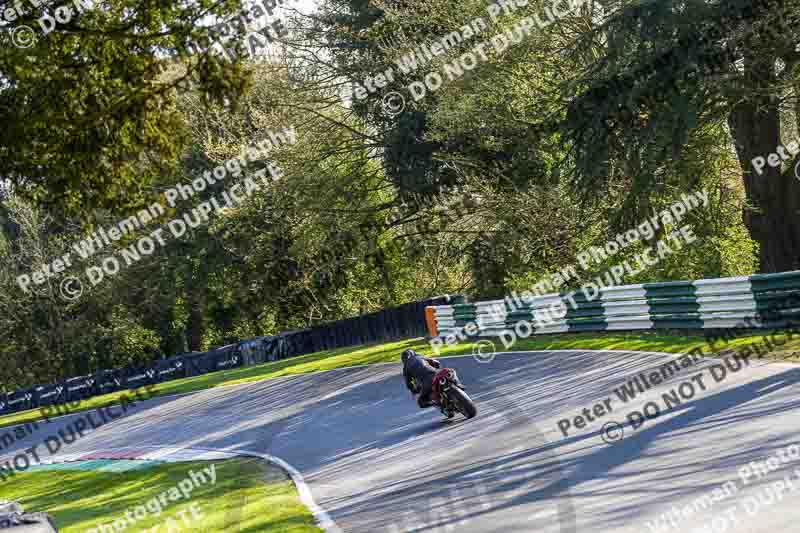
[431,368,477,419]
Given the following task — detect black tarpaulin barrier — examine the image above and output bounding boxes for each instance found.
[34,383,66,407]
[247,337,289,365]
[153,357,189,382]
[209,344,243,371]
[254,296,454,361]
[0,392,9,416]
[95,369,123,395]
[0,296,457,415]
[5,388,34,413]
[183,351,217,377]
[122,365,159,389]
[65,375,96,402]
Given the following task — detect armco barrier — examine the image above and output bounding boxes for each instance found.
[0,296,457,417]
[426,271,800,339]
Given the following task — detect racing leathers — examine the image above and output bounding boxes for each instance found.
[401,349,442,408]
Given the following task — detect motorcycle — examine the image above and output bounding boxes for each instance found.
[430,368,477,419]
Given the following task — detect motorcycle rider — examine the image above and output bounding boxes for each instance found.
[401,349,443,408]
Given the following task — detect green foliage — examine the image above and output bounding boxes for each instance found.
[556,0,800,270]
[96,307,163,368]
[2,459,321,532]
[0,0,789,391]
[0,0,253,216]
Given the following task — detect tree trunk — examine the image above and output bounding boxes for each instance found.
[727,57,800,272]
[185,265,206,352]
[371,242,396,305]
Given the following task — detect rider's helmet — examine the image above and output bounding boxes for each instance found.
[401,349,415,365]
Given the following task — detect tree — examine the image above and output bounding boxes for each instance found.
[0,0,252,215]
[558,0,800,272]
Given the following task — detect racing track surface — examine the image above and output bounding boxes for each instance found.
[3,350,800,533]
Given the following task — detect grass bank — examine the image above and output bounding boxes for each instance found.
[0,458,321,532]
[2,329,798,429]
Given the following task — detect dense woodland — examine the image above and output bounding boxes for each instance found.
[0,0,797,389]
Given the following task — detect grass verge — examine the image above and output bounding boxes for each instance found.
[0,458,321,532]
[2,329,799,430]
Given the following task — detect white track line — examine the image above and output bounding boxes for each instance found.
[35,445,343,533]
[260,453,343,533]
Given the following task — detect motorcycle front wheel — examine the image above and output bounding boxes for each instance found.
[449,387,477,419]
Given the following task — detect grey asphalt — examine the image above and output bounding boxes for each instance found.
[2,350,800,533]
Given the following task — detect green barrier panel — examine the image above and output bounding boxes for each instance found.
[646,282,698,329]
[433,271,800,338]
